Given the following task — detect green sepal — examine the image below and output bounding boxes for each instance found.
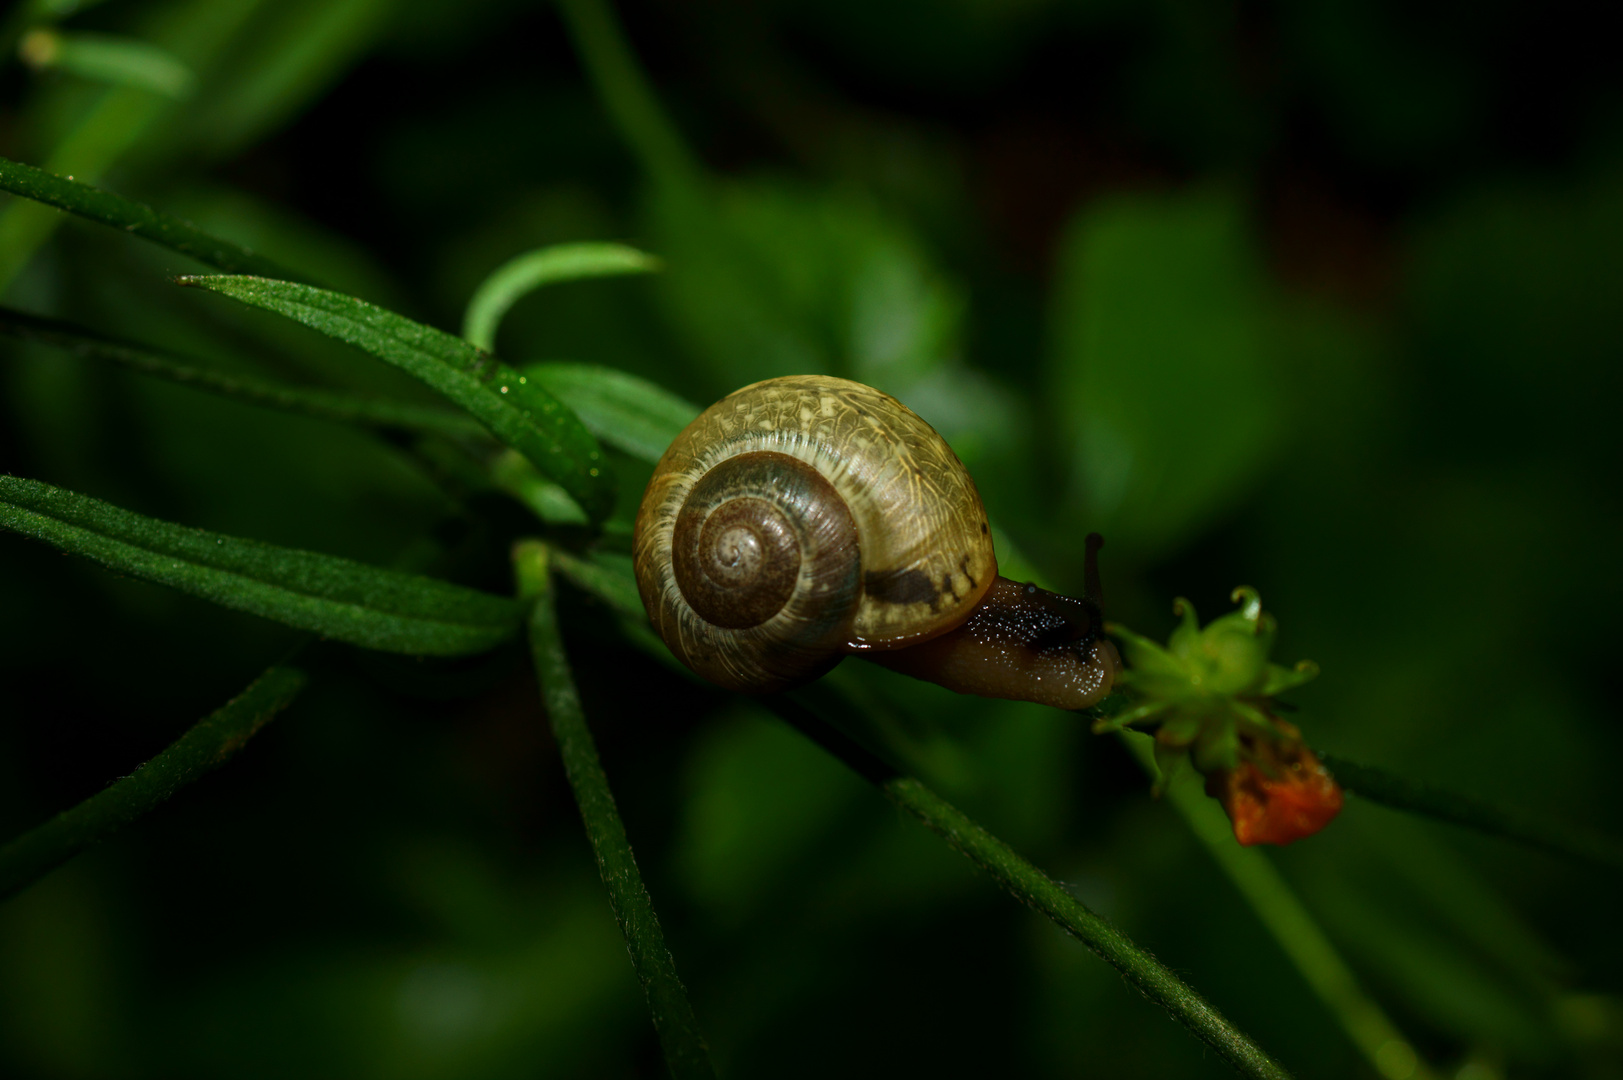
[1150,734,1188,795]
[1156,711,1204,747]
[1191,720,1241,774]
[1259,659,1320,697]
[1092,699,1171,734]
[1167,597,1203,658]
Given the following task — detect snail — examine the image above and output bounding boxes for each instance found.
[632,375,1120,710]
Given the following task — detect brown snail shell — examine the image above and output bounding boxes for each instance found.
[634,375,997,695]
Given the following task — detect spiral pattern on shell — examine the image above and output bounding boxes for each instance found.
[633,375,999,694]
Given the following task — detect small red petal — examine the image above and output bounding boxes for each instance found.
[1216,749,1343,846]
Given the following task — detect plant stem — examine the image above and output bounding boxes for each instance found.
[461,242,659,351]
[0,662,307,902]
[1122,735,1435,1080]
[767,694,1295,1080]
[551,0,705,198]
[514,540,716,1080]
[1321,754,1623,871]
[547,547,1292,1077]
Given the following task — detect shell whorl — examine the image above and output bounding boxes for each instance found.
[634,375,998,694]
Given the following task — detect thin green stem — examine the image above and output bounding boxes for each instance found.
[1122,735,1434,1080]
[0,306,487,439]
[514,540,716,1080]
[1321,754,1623,871]
[552,0,705,198]
[767,694,1294,1080]
[0,662,307,902]
[461,242,659,352]
[548,548,1292,1077]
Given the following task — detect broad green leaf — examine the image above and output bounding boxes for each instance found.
[178,275,616,525]
[648,178,964,392]
[0,306,486,439]
[523,362,698,463]
[463,242,660,352]
[20,30,196,99]
[0,476,519,654]
[1049,189,1285,556]
[0,663,307,901]
[0,153,302,280]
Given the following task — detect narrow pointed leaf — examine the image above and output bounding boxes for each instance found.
[22,30,197,99]
[179,275,616,524]
[463,242,660,351]
[0,476,519,654]
[551,548,644,621]
[515,542,717,1079]
[524,362,698,463]
[0,153,304,279]
[0,663,307,902]
[0,306,486,439]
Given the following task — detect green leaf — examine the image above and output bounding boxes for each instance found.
[514,542,717,1079]
[523,362,698,463]
[648,177,965,393]
[488,450,589,526]
[551,548,644,621]
[21,30,197,99]
[462,242,660,352]
[0,306,488,439]
[178,275,617,525]
[0,153,304,280]
[0,476,519,654]
[0,663,307,902]
[1049,189,1285,556]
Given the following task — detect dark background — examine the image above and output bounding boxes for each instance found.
[1,0,1620,1076]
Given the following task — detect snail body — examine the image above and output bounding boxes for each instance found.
[633,375,1118,709]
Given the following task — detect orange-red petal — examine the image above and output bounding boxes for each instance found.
[1214,748,1343,846]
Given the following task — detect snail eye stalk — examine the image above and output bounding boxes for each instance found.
[1083,532,1105,607]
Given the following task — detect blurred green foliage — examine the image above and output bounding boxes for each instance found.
[2,0,1620,1077]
